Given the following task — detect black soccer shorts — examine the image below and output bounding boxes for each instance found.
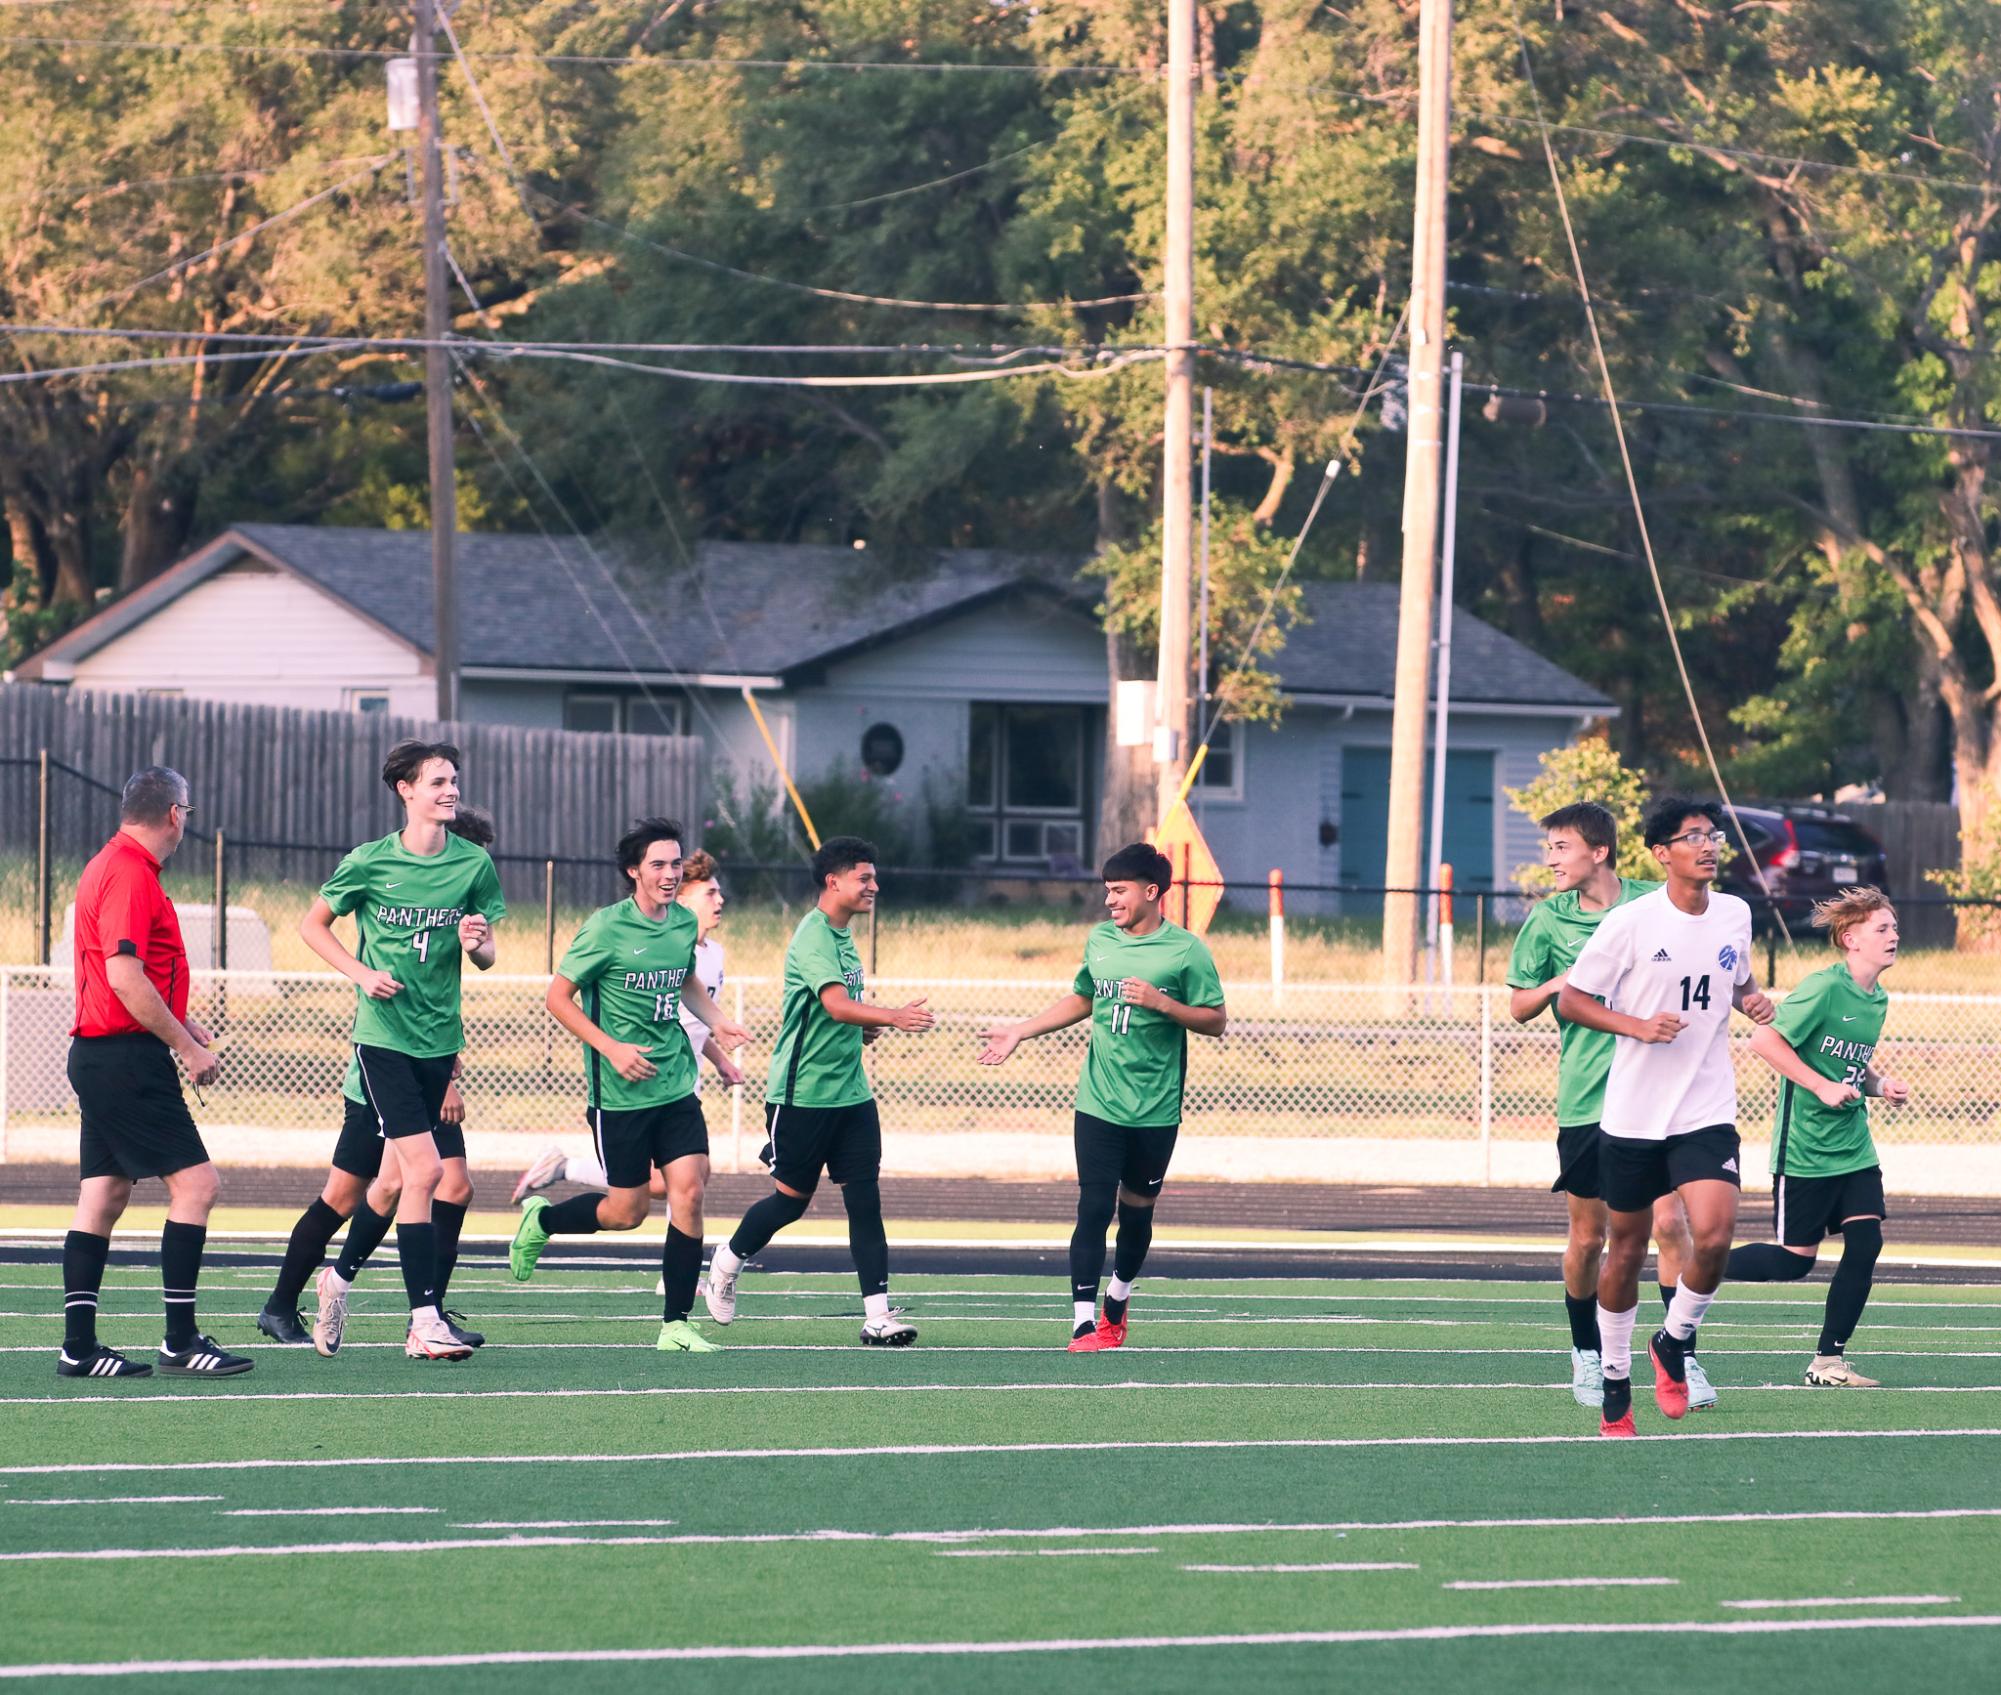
[1598,1124,1741,1214]
[350,1047,457,1141]
[1551,1122,1603,1200]
[1074,1111,1179,1195]
[1774,1166,1887,1246]
[331,1094,466,1179]
[588,1095,709,1190]
[764,1098,881,1195]
[70,1033,209,1182]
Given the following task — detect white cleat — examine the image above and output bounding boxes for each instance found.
[405,1311,473,1361]
[1684,1352,1719,1410]
[1805,1353,1879,1387]
[860,1313,918,1347]
[1571,1346,1604,1408]
[511,1145,568,1204]
[703,1252,739,1325]
[312,1266,349,1358]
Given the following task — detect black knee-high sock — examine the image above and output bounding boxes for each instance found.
[160,1220,206,1350]
[1112,1199,1156,1284]
[1819,1219,1882,1355]
[62,1229,111,1355]
[1069,1182,1117,1309]
[1726,1242,1816,1282]
[395,1222,438,1312]
[1658,1282,1675,1313]
[431,1199,468,1301]
[335,1203,395,1282]
[842,1179,889,1299]
[662,1225,703,1322]
[539,1193,605,1234]
[1564,1292,1600,1352]
[729,1189,810,1259]
[271,1200,345,1310]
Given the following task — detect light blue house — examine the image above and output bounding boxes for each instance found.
[12,525,1613,900]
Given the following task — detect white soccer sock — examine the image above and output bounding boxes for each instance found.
[1107,1275,1134,1304]
[411,1303,440,1326]
[1666,1280,1716,1342]
[863,1292,890,1322]
[1074,1299,1097,1329]
[563,1152,608,1190]
[1597,1302,1639,1378]
[322,1267,350,1294]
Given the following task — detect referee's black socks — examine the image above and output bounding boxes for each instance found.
[271,1199,345,1311]
[62,1229,111,1355]
[160,1220,206,1351]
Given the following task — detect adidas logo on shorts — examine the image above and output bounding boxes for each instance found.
[1651,949,1673,962]
[1723,1158,1738,1173]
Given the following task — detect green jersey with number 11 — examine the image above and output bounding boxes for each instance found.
[1072,919,1225,1128]
[319,830,506,1059]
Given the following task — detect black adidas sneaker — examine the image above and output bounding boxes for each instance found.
[56,1345,153,1380]
[156,1334,255,1377]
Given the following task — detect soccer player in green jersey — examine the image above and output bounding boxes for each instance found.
[1727,886,1908,1386]
[261,807,492,1356]
[1508,802,1715,1411]
[511,818,751,1353]
[298,740,504,1362]
[979,842,1227,1351]
[703,835,936,1346]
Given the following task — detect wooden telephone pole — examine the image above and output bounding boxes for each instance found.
[1381,0,1451,984]
[415,0,459,722]
[1154,0,1197,819]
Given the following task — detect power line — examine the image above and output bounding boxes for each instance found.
[0,33,1142,74]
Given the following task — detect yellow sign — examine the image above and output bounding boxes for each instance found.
[1149,809,1223,936]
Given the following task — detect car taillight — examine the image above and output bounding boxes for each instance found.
[1767,820,1800,872]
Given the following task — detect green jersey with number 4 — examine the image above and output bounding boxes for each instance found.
[767,908,870,1109]
[319,830,506,1059]
[558,898,701,1111]
[1506,878,1658,1127]
[1770,962,1888,1179]
[1071,920,1225,1128]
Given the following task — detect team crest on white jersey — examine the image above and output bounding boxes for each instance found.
[1718,944,1739,971]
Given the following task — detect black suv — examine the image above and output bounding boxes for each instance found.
[1715,804,1889,929]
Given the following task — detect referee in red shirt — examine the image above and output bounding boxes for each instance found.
[59,766,251,1380]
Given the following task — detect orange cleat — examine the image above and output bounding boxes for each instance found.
[1649,1330,1690,1421]
[1599,1411,1637,1437]
[1067,1316,1128,1353]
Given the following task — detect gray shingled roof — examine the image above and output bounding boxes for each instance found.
[1279,581,1613,710]
[18,525,1610,711]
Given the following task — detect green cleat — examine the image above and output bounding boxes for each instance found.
[656,1319,721,1354]
[510,1195,551,1282]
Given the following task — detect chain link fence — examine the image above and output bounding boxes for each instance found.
[4,967,1997,1194]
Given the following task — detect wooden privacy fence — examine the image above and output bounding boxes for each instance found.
[0,684,705,861]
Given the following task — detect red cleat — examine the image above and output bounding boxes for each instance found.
[1599,1411,1637,1437]
[1067,1317,1128,1352]
[1649,1332,1690,1421]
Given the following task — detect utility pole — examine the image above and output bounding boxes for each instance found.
[1381,0,1451,985]
[1154,0,1197,820]
[415,0,458,722]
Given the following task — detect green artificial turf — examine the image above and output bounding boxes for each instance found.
[0,1259,1997,1692]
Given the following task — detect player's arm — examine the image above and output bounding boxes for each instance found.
[1748,1023,1859,1109]
[819,983,935,1033]
[105,954,218,1084]
[543,972,657,1082]
[1732,975,1775,1024]
[1553,983,1684,1045]
[977,993,1092,1066]
[301,896,402,1000]
[1509,973,1565,1025]
[1120,978,1227,1037]
[1862,1064,1910,1104]
[680,975,750,1054]
[456,913,498,971]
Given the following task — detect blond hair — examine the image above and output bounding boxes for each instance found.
[680,849,718,887]
[1810,884,1895,949]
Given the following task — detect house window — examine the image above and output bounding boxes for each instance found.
[344,689,390,715]
[564,692,683,735]
[968,702,1088,868]
[861,723,904,776]
[1193,718,1244,801]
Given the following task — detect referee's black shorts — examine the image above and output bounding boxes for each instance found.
[69,1033,209,1182]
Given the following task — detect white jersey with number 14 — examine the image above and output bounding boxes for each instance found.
[1564,887,1754,1142]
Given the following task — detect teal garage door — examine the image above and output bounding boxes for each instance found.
[1339,746,1495,910]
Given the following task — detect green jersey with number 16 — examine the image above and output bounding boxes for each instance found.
[319,830,507,1059]
[558,899,701,1111]
[1071,920,1225,1128]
